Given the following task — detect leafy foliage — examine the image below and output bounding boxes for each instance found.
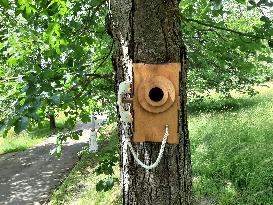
[0,0,272,135]
[95,130,119,192]
[50,129,82,157]
[0,0,115,135]
[96,177,117,192]
[181,0,273,97]
[48,130,120,204]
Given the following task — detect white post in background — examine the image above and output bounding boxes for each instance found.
[89,114,98,153]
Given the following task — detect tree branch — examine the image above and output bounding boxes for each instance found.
[93,41,113,73]
[0,76,21,82]
[84,73,113,78]
[183,17,267,40]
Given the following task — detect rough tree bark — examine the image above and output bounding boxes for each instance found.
[49,113,56,134]
[108,0,192,204]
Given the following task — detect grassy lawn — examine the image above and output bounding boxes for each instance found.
[49,127,121,205]
[0,113,67,155]
[190,82,273,204]
[0,127,50,155]
[49,82,273,204]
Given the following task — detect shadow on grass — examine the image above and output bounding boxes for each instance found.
[188,95,259,115]
[29,127,51,139]
[49,131,119,205]
[0,123,60,156]
[1,146,32,155]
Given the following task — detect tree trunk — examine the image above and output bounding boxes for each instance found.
[49,114,56,134]
[108,0,192,204]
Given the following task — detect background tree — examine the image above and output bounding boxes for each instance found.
[182,0,273,98]
[0,0,115,136]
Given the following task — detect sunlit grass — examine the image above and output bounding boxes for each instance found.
[190,82,273,204]
[0,127,49,155]
[0,114,67,155]
[49,82,273,204]
[49,126,121,205]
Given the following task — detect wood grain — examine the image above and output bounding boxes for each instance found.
[133,63,181,144]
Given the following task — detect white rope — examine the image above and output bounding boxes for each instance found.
[126,125,169,170]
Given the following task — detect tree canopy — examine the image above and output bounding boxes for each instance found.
[182,0,273,97]
[0,0,272,135]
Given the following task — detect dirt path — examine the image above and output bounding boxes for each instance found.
[0,135,89,205]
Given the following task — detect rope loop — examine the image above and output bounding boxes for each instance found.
[126,125,169,170]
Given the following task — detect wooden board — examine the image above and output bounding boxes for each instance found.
[133,63,181,144]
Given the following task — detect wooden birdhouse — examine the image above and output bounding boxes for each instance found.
[132,63,181,144]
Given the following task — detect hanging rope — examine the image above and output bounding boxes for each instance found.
[125,125,169,170]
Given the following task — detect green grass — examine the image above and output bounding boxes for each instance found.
[49,82,273,205]
[0,127,50,155]
[190,82,273,204]
[49,125,121,205]
[0,114,67,155]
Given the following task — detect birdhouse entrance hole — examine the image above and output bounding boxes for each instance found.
[149,87,164,102]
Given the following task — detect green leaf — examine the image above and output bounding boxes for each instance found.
[29,112,39,121]
[210,0,223,11]
[248,0,256,5]
[7,57,17,66]
[0,120,5,132]
[51,95,60,105]
[260,16,270,23]
[96,180,105,192]
[0,42,5,49]
[235,0,246,4]
[14,117,29,133]
[65,117,76,128]
[70,131,80,140]
[268,40,273,49]
[257,0,269,6]
[96,178,115,192]
[80,113,91,123]
[53,23,60,37]
[0,0,9,8]
[211,0,222,6]
[25,6,36,16]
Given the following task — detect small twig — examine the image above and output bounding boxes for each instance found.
[0,76,18,81]
[85,73,113,78]
[183,17,268,40]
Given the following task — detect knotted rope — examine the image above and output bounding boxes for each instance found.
[126,125,169,170]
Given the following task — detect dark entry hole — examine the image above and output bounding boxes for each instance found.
[149,87,164,102]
